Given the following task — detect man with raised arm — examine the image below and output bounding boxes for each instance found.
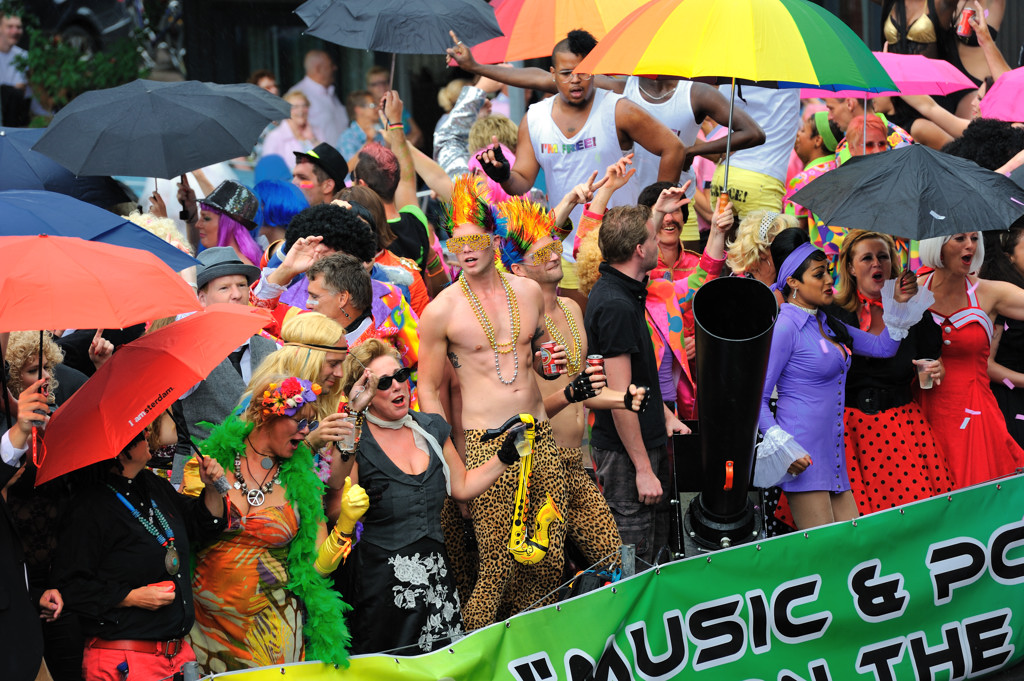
[418,175,577,629]
[457,30,686,309]
[447,28,764,238]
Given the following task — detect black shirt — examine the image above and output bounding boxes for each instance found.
[831,304,941,402]
[584,263,666,451]
[52,469,223,641]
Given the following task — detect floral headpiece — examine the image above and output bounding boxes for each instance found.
[443,174,499,237]
[260,377,322,418]
[497,197,557,269]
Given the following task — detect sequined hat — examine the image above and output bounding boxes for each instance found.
[201,180,259,228]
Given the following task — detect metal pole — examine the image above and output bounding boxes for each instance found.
[863,94,868,155]
[722,77,736,197]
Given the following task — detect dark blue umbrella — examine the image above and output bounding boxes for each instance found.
[0,127,135,209]
[31,80,292,179]
[0,190,199,271]
[296,0,502,54]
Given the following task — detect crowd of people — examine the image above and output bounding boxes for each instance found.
[3,3,1024,680]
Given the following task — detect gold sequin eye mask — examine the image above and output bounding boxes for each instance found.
[446,234,492,252]
[528,239,563,265]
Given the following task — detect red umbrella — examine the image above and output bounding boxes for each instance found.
[0,234,200,332]
[36,304,273,485]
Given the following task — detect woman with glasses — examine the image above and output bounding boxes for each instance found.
[244,312,376,516]
[187,375,369,672]
[260,91,322,170]
[338,90,386,163]
[332,339,523,655]
[757,229,930,529]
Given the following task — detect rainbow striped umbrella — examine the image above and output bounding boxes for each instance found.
[575,0,894,92]
[574,0,894,193]
[472,0,645,64]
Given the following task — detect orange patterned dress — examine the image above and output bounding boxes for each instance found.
[188,503,303,674]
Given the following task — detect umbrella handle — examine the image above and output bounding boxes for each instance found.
[31,425,47,468]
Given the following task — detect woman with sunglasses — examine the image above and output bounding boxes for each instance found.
[187,375,369,672]
[758,229,931,530]
[244,313,375,501]
[332,339,524,655]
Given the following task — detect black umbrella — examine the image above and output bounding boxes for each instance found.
[296,0,502,54]
[32,80,292,179]
[0,127,133,209]
[789,145,1024,240]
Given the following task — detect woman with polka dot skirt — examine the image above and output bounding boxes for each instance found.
[831,231,954,514]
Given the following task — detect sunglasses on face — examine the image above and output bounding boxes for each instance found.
[526,238,563,265]
[377,367,412,390]
[290,417,320,432]
[446,233,492,252]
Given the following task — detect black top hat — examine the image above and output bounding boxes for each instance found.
[294,142,348,186]
[195,247,260,291]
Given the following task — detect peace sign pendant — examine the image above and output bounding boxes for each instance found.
[247,488,266,506]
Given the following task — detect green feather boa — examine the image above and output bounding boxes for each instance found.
[199,415,351,667]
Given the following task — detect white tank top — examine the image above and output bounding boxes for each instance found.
[528,88,634,259]
[717,85,801,182]
[623,77,700,201]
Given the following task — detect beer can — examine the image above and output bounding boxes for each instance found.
[539,340,559,376]
[586,355,605,375]
[956,7,975,38]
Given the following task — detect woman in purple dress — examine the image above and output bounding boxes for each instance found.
[756,230,931,529]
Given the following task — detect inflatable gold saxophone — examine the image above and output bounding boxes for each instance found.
[482,414,563,565]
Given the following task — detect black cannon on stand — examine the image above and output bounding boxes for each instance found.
[683,276,778,550]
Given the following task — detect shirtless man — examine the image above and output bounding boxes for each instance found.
[418,176,571,629]
[499,183,651,576]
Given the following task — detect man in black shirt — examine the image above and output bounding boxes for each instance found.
[583,196,690,567]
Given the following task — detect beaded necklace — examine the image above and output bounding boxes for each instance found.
[107,485,180,576]
[544,299,582,375]
[460,271,521,385]
[233,454,280,506]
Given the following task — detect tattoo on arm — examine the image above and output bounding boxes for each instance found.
[531,325,544,353]
[447,351,461,368]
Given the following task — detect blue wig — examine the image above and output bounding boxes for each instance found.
[254,180,310,229]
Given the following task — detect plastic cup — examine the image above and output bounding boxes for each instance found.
[336,413,360,452]
[916,358,936,389]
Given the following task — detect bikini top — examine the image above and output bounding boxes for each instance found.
[884,1,938,45]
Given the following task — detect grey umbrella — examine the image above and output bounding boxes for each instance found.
[789,145,1024,241]
[32,79,292,179]
[296,0,502,55]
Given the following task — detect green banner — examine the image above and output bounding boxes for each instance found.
[223,475,1024,680]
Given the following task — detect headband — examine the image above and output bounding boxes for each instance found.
[813,111,838,153]
[771,242,819,292]
[758,212,780,242]
[284,341,348,353]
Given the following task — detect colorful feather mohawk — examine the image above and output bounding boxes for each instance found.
[443,174,498,237]
[497,196,558,270]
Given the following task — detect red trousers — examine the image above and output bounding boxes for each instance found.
[82,638,195,681]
